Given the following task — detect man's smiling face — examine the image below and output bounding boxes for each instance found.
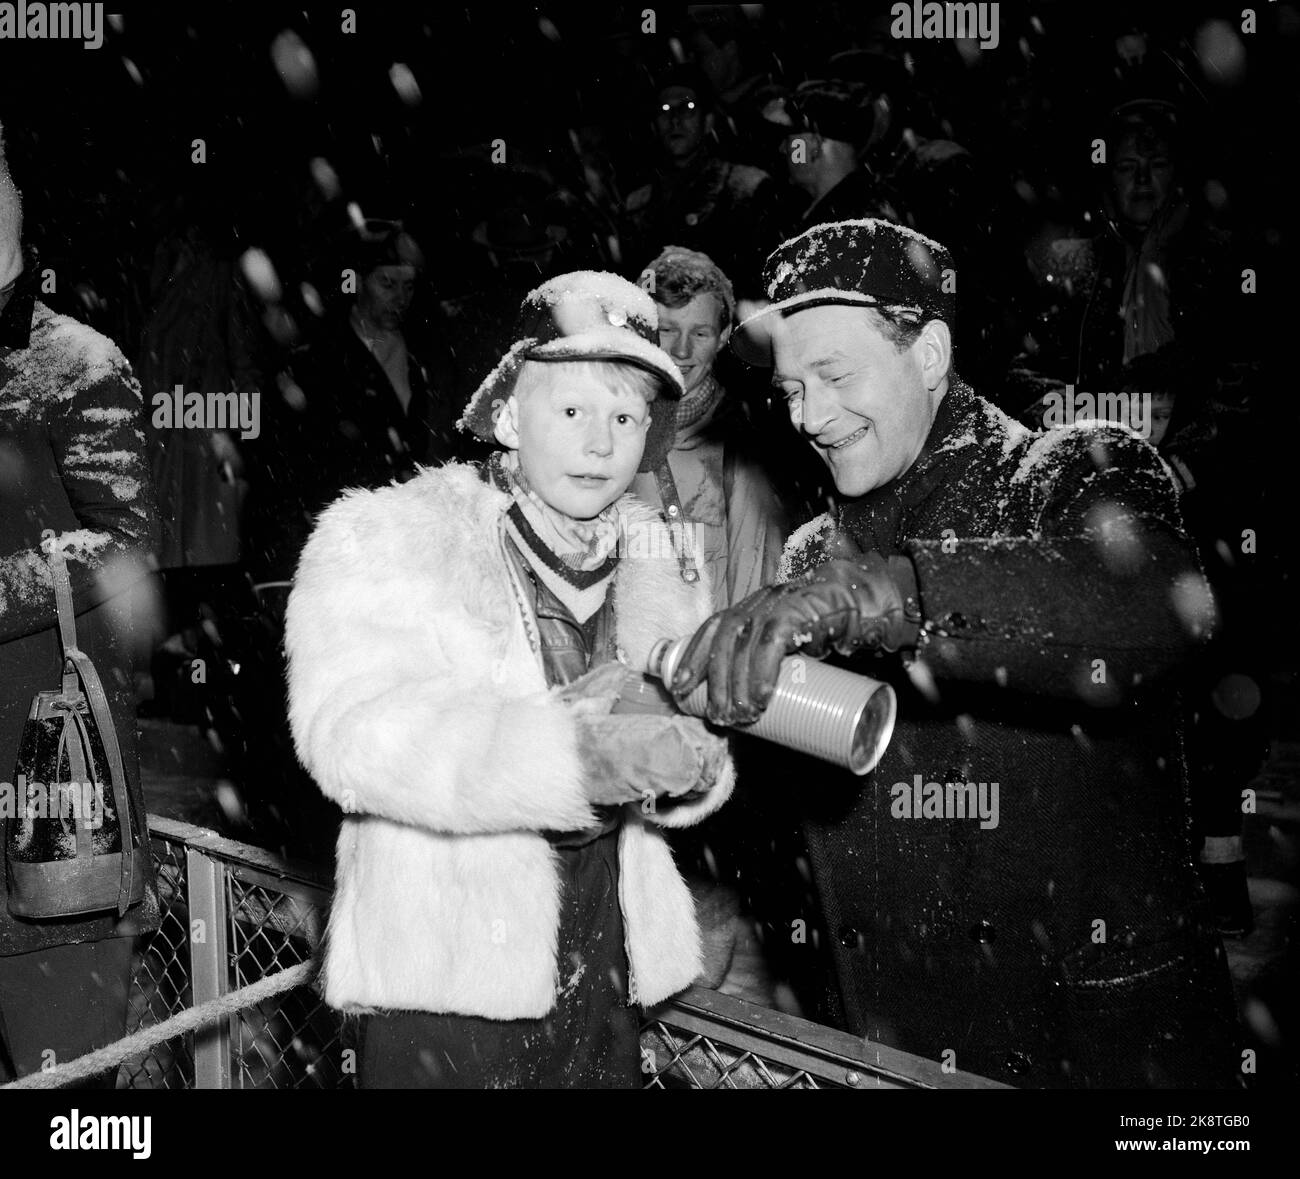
[770,305,945,497]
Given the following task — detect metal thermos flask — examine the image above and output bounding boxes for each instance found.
[650,636,897,776]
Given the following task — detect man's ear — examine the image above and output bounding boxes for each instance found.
[719,322,733,347]
[492,394,521,449]
[915,319,952,392]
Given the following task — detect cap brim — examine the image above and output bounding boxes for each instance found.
[731,290,887,367]
[524,348,683,402]
[527,328,684,399]
[456,329,685,474]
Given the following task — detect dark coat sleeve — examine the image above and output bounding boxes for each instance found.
[0,366,160,645]
[904,427,1213,704]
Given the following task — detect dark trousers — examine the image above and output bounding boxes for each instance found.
[359,827,641,1089]
[0,935,136,1085]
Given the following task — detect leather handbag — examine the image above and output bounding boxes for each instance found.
[4,544,143,918]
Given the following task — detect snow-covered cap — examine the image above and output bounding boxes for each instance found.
[457,270,685,472]
[0,123,23,290]
[732,219,953,366]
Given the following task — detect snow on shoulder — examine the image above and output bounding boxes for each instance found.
[6,302,134,410]
[1009,417,1172,496]
[779,512,837,582]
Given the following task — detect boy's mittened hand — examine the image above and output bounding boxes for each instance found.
[576,714,707,806]
[554,662,629,715]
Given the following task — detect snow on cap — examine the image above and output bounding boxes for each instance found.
[457,270,685,472]
[0,122,23,290]
[732,218,954,366]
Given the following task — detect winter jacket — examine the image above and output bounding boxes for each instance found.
[631,391,787,610]
[0,274,161,955]
[285,462,735,1018]
[779,378,1239,1088]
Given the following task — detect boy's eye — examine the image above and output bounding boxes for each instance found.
[564,406,579,418]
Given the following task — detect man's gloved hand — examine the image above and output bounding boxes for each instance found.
[668,553,921,726]
[575,714,713,807]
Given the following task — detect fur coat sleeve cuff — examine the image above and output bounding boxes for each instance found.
[291,676,599,835]
[642,724,736,829]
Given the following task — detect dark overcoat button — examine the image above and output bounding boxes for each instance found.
[838,926,861,949]
[1005,1052,1032,1076]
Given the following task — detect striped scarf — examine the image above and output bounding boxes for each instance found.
[488,450,622,580]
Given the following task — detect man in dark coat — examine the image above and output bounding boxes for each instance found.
[0,132,161,1083]
[670,219,1239,1088]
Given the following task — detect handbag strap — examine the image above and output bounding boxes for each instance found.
[48,546,136,915]
[54,716,94,859]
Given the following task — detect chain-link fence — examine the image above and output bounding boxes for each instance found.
[120,816,1000,1090]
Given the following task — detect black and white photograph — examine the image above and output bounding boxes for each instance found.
[0,0,1295,1152]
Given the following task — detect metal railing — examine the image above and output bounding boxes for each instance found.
[120,816,1001,1090]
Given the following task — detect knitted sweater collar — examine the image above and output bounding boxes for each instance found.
[487,450,622,586]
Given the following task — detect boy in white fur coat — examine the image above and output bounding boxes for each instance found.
[285,272,735,1088]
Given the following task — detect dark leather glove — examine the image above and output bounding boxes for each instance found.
[669,553,921,725]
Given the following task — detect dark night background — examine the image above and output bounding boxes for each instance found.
[2,0,1298,1092]
[0,2,1296,347]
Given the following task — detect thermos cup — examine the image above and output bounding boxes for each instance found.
[649,636,897,776]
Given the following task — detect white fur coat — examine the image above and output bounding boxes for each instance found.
[285,462,735,1018]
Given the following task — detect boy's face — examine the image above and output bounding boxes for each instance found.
[504,366,651,519]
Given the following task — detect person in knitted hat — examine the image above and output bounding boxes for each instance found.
[285,270,735,1088]
[630,245,787,611]
[670,218,1240,1088]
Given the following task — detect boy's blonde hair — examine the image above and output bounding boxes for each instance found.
[494,359,660,448]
